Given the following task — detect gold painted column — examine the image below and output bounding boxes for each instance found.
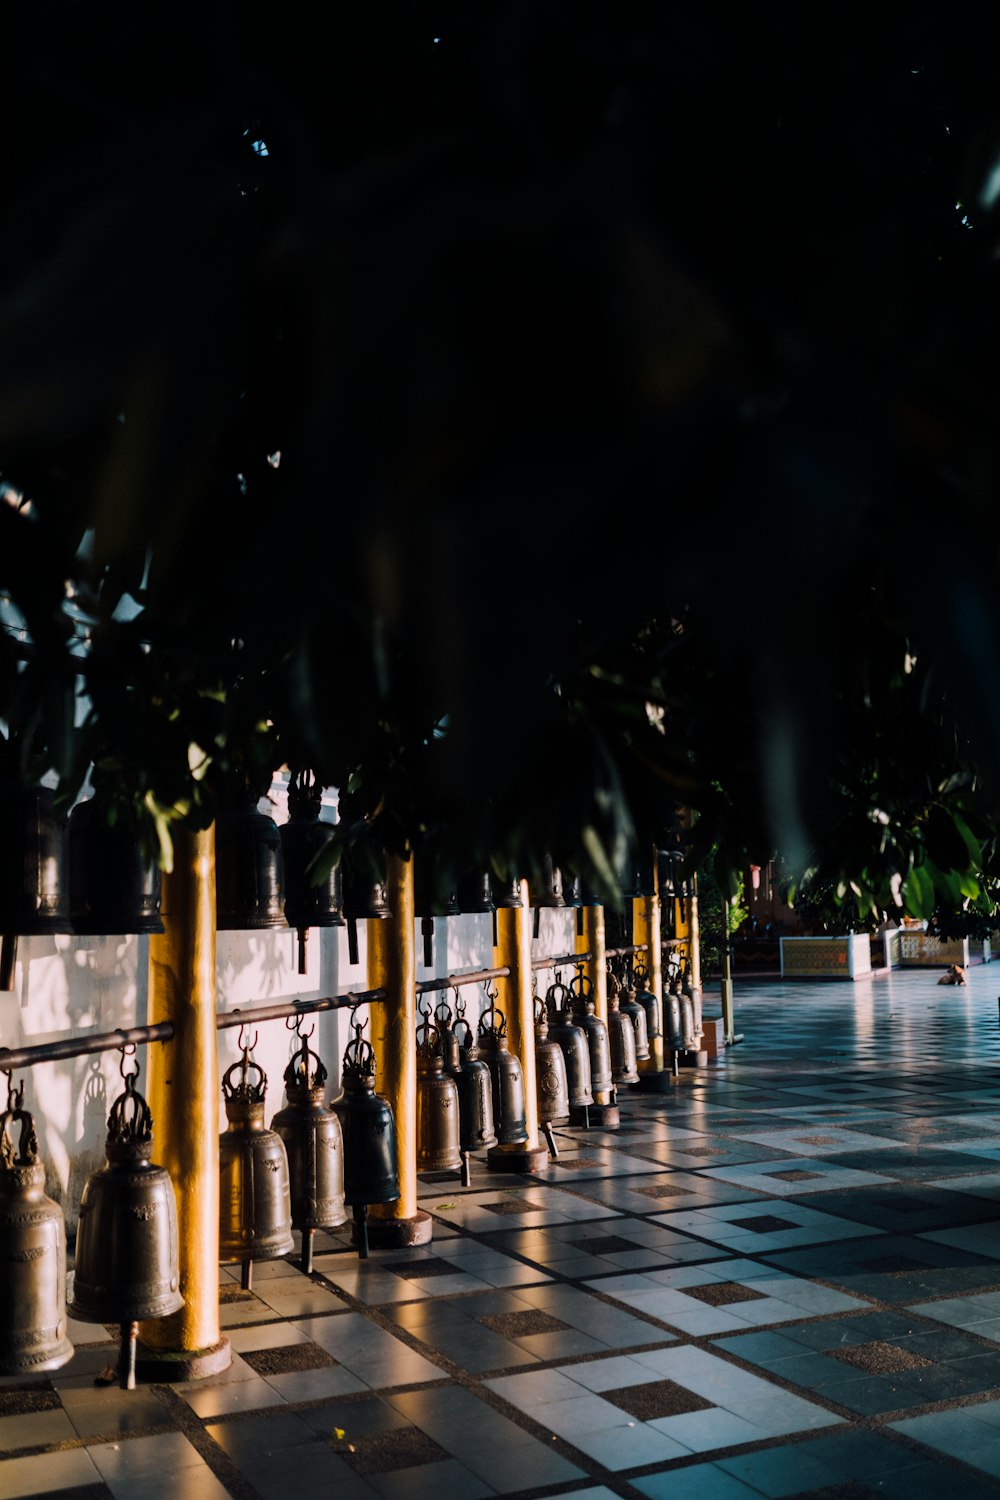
[575,904,619,1123]
[488,881,548,1172]
[139,824,230,1378]
[367,853,432,1246]
[689,874,702,992]
[632,878,665,1075]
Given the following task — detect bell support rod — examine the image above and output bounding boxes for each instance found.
[0,1022,176,1072]
[415,966,510,995]
[217,988,385,1030]
[532,950,592,971]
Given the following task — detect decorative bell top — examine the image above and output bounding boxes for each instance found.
[222,1041,268,1126]
[416,1012,445,1075]
[105,1054,156,1165]
[545,976,573,1020]
[341,1020,378,1089]
[286,769,323,822]
[533,994,549,1038]
[571,970,597,1015]
[0,1077,44,1193]
[283,1034,328,1104]
[478,997,509,1047]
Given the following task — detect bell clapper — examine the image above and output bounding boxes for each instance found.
[354,1202,369,1259]
[297,927,309,976]
[120,1321,138,1391]
[301,1227,315,1276]
[461,1150,472,1188]
[581,1103,591,1130]
[543,1122,559,1158]
[0,933,16,991]
[240,1258,253,1293]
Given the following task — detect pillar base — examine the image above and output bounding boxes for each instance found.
[570,1102,620,1129]
[677,1049,709,1069]
[632,1070,676,1093]
[356,1211,433,1250]
[134,1337,231,1383]
[486,1143,550,1174]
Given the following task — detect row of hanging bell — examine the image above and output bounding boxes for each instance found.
[414,867,523,967]
[218,1040,294,1291]
[0,1075,73,1376]
[415,1004,462,1174]
[533,996,569,1156]
[570,972,614,1101]
[545,979,594,1114]
[70,1050,183,1388]
[477,993,528,1147]
[331,1018,400,1257]
[271,1023,347,1274]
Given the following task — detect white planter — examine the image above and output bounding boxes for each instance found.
[898,932,969,968]
[780,934,872,980]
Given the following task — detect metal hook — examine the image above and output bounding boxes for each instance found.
[285,1013,315,1041]
[237,1023,258,1055]
[349,1002,368,1039]
[118,1042,139,1081]
[483,980,498,1004]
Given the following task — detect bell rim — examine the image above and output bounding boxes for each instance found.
[216,913,289,930]
[67,1289,184,1322]
[70,915,166,935]
[0,1336,74,1376]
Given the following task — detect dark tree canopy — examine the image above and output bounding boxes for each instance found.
[5,5,1000,915]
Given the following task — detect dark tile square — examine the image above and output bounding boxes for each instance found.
[682,1146,728,1158]
[858,1254,932,1275]
[335,1424,449,1475]
[482,1198,547,1215]
[683,1281,767,1307]
[576,1235,639,1256]
[553,1157,602,1171]
[381,1256,465,1280]
[241,1341,338,1376]
[633,1183,689,1200]
[796,1135,844,1146]
[476,1310,569,1338]
[794,1487,888,1500]
[829,1341,933,1374]
[219,1284,255,1304]
[729,1214,799,1233]
[603,1378,713,1420]
[0,1386,61,1415]
[767,1170,824,1183]
[874,1196,932,1214]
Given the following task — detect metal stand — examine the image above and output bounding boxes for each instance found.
[542,1122,559,1158]
[301,1228,315,1275]
[120,1321,138,1391]
[461,1151,472,1188]
[354,1202,369,1259]
[240,1258,253,1293]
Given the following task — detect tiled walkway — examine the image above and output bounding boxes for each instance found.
[9,968,1000,1498]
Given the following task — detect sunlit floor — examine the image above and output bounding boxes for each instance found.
[9,964,1000,1499]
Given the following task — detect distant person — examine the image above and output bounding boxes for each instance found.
[937,963,967,986]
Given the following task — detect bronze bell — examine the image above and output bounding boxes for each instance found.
[433,996,462,1074]
[492,877,524,910]
[633,962,662,1043]
[545,978,593,1110]
[270,1027,347,1275]
[219,1039,294,1289]
[69,1051,183,1388]
[533,854,566,908]
[665,974,685,1050]
[216,786,286,930]
[616,971,650,1062]
[68,797,164,935]
[416,1013,462,1173]
[570,971,614,1096]
[331,1019,400,1257]
[0,1078,73,1376]
[477,995,528,1146]
[450,1009,497,1160]
[0,783,72,988]
[457,870,494,913]
[680,992,697,1050]
[341,847,391,965]
[281,772,344,975]
[607,983,640,1085]
[533,996,569,1156]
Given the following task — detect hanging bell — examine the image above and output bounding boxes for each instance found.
[69,1050,183,1388]
[492,877,524,910]
[665,973,685,1050]
[570,971,614,1097]
[0,1078,73,1375]
[0,782,72,937]
[533,996,570,1131]
[477,996,528,1145]
[331,1019,400,1257]
[532,854,566,908]
[633,962,662,1044]
[219,1041,294,1286]
[545,978,593,1110]
[680,992,697,1051]
[416,1013,462,1172]
[450,1008,497,1156]
[617,849,655,899]
[281,772,344,974]
[341,847,391,965]
[414,859,460,918]
[68,797,163,935]
[607,982,640,1085]
[616,970,650,1062]
[270,1027,347,1275]
[456,869,494,914]
[216,785,286,930]
[433,996,462,1074]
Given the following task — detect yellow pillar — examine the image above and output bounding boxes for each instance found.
[367,853,431,1245]
[139,825,230,1377]
[632,876,664,1075]
[575,905,612,1104]
[689,874,702,992]
[490,880,543,1160]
